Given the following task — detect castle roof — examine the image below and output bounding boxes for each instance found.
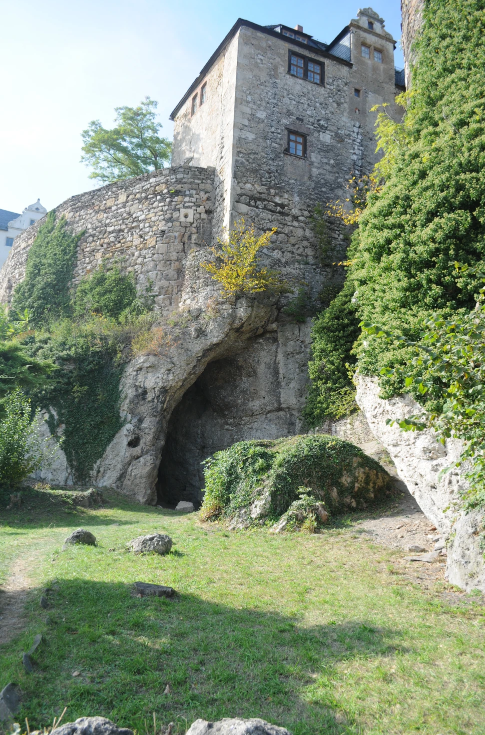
[0,209,20,231]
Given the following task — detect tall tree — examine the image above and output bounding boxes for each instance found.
[81,97,171,183]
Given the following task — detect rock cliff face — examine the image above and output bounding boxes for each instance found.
[401,0,425,87]
[356,376,485,592]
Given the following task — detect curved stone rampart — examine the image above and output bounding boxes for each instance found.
[0,165,215,314]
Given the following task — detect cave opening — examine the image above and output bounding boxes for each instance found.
[156,331,296,508]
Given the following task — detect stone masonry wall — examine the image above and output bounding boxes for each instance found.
[401,0,424,87]
[0,165,215,314]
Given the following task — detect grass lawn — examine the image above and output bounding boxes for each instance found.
[0,487,484,735]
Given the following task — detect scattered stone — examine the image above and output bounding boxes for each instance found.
[50,717,134,735]
[71,488,104,508]
[435,540,445,551]
[133,582,175,598]
[407,545,427,553]
[22,653,33,673]
[174,501,195,512]
[72,671,81,677]
[186,719,292,735]
[28,634,43,655]
[406,551,440,563]
[0,683,21,721]
[163,684,171,694]
[40,595,48,608]
[128,533,172,555]
[64,529,97,547]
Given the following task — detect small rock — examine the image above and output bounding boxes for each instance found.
[64,529,96,547]
[133,582,175,598]
[406,551,440,563]
[175,501,195,512]
[315,504,329,523]
[28,634,42,655]
[50,717,134,735]
[40,595,48,609]
[163,684,171,694]
[407,545,427,553]
[128,533,172,555]
[434,540,445,551]
[186,719,292,735]
[22,653,33,673]
[72,671,81,677]
[0,683,21,721]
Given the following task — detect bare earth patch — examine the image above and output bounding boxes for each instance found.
[0,553,35,645]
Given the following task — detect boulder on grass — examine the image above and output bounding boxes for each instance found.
[0,683,21,721]
[64,529,96,547]
[175,501,195,512]
[133,582,175,597]
[51,717,133,735]
[186,719,291,735]
[128,533,172,555]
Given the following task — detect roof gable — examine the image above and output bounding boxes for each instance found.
[0,209,20,231]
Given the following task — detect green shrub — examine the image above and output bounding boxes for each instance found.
[0,389,48,489]
[200,434,390,525]
[11,211,83,326]
[351,0,485,395]
[73,262,142,320]
[304,279,360,425]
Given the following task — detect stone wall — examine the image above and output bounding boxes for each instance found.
[0,165,215,314]
[401,0,425,87]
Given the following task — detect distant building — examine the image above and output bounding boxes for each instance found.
[0,199,47,267]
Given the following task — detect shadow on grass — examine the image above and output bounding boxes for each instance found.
[1,578,406,735]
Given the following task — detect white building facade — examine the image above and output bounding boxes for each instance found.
[0,199,47,267]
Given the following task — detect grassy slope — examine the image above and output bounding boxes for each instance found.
[0,489,484,735]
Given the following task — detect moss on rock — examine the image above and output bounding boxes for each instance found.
[200,434,392,530]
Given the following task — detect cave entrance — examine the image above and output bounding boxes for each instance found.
[156,331,295,508]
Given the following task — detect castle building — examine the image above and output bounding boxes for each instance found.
[0,199,47,267]
[171,7,404,244]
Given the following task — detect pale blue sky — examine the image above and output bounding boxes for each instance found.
[1,0,403,214]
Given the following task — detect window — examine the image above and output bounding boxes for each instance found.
[367,20,374,30]
[295,35,307,43]
[290,54,304,78]
[288,52,324,84]
[29,219,35,225]
[287,131,306,157]
[283,29,295,38]
[354,88,361,98]
[200,83,207,105]
[374,49,382,63]
[361,44,370,58]
[307,61,321,83]
[191,94,198,115]
[6,237,13,247]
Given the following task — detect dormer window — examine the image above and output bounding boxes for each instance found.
[361,44,370,59]
[374,49,382,63]
[283,30,295,39]
[367,20,374,30]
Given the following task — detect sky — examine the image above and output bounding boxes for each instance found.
[1,0,404,215]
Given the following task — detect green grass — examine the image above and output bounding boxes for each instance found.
[1,488,484,735]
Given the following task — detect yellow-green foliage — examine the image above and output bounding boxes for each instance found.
[202,218,288,296]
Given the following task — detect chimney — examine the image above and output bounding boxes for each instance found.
[294,25,303,32]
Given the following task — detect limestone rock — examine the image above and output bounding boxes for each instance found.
[70,488,104,508]
[133,582,175,597]
[50,717,134,735]
[175,501,194,512]
[0,683,21,721]
[64,529,96,547]
[128,533,172,555]
[356,374,485,592]
[186,719,291,735]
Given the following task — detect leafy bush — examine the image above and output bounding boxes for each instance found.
[73,262,144,320]
[202,218,288,296]
[304,279,360,425]
[351,0,485,394]
[200,434,390,525]
[0,389,48,488]
[11,211,83,326]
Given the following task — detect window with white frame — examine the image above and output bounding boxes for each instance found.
[374,49,382,62]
